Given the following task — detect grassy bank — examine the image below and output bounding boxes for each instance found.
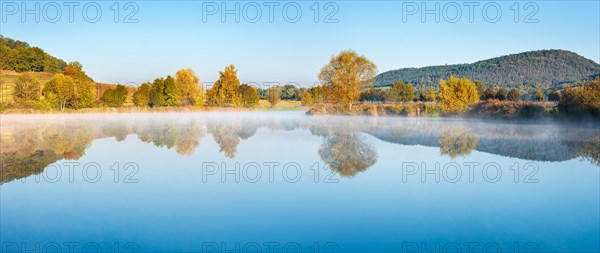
[1,99,305,114]
[307,100,569,120]
[308,102,442,117]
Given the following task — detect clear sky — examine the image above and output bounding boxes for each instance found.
[2,0,599,87]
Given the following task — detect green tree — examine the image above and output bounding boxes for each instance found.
[507,88,521,101]
[101,84,128,107]
[13,73,41,104]
[535,89,544,102]
[149,78,166,107]
[389,81,415,102]
[438,76,479,114]
[62,61,95,109]
[318,50,377,112]
[163,76,179,106]
[175,68,201,106]
[238,84,259,108]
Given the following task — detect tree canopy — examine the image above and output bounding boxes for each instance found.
[318,50,377,112]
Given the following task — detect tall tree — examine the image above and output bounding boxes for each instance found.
[318,50,377,112]
[149,78,166,107]
[163,76,179,106]
[62,61,95,109]
[207,65,241,107]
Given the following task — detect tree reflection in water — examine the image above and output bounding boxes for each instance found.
[318,130,378,177]
[438,130,479,159]
[1,114,599,185]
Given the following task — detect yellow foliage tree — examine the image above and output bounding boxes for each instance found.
[438,76,479,114]
[175,68,201,106]
[207,65,241,107]
[318,50,377,112]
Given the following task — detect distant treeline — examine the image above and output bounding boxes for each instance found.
[0,36,67,73]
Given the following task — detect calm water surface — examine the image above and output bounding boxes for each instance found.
[1,112,599,252]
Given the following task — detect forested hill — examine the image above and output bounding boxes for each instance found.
[374,50,600,89]
[0,36,67,73]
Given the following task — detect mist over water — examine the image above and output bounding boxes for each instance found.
[1,112,599,252]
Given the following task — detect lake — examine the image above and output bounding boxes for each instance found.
[1,112,598,252]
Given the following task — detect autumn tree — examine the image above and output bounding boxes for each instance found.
[318,50,377,112]
[13,73,41,104]
[61,61,95,109]
[175,68,201,106]
[207,65,241,107]
[389,81,415,102]
[42,73,77,111]
[302,85,329,105]
[301,92,315,106]
[535,89,544,102]
[507,88,521,101]
[318,131,378,177]
[558,78,600,118]
[132,82,152,106]
[426,88,436,102]
[267,88,280,107]
[438,76,479,113]
[238,84,259,108]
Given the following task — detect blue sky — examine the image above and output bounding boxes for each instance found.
[1,1,599,87]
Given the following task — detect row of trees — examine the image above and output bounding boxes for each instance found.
[13,62,96,110]
[130,65,260,108]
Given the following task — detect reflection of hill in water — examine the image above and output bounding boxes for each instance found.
[1,114,598,184]
[365,119,599,163]
[366,130,578,162]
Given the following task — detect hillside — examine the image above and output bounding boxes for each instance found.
[375,50,600,89]
[0,36,67,73]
